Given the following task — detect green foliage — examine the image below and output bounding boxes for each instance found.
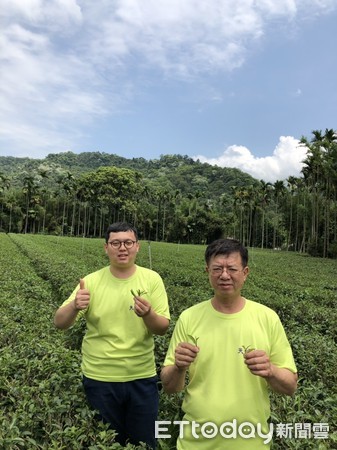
[77,166,143,208]
[0,151,258,241]
[0,234,336,448]
[1,137,337,256]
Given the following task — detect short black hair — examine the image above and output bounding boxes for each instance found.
[205,238,248,267]
[105,222,139,243]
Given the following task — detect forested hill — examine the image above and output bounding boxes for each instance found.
[1,130,336,257]
[0,151,258,198]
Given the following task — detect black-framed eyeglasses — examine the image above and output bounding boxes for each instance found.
[108,240,137,249]
[209,266,243,276]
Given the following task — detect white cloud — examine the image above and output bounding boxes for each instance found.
[0,0,82,26]
[85,0,263,76]
[193,136,307,182]
[0,0,336,156]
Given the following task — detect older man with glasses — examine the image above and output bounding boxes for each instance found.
[54,222,170,449]
[161,238,297,450]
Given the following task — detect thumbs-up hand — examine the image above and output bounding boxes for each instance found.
[79,278,86,291]
[74,278,90,311]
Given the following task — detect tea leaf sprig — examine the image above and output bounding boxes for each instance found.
[130,289,147,297]
[238,344,255,355]
[129,289,147,311]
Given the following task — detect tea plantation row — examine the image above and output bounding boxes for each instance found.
[0,233,336,449]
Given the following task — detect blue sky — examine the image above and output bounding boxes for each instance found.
[1,0,337,182]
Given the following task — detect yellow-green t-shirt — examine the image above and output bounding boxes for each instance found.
[62,265,170,382]
[163,299,297,450]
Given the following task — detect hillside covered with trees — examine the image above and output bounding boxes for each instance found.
[0,128,336,257]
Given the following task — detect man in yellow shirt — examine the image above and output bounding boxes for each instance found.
[161,238,297,449]
[54,222,170,449]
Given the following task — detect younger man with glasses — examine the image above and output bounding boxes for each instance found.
[161,238,297,450]
[54,222,170,449]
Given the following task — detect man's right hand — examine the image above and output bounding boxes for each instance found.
[174,342,199,370]
[73,278,90,310]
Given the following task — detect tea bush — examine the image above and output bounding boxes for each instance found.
[1,234,336,449]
